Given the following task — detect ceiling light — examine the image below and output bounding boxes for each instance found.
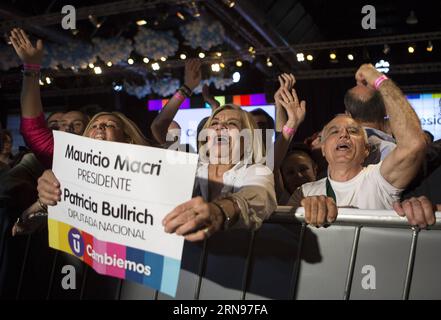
[220,62,225,68]
[143,57,149,64]
[88,63,94,69]
[296,53,305,62]
[216,52,222,57]
[176,12,185,20]
[45,77,51,84]
[94,66,102,74]
[152,62,160,71]
[266,57,273,67]
[223,0,235,8]
[160,57,167,62]
[136,20,147,26]
[330,52,337,60]
[306,54,313,61]
[211,63,220,72]
[198,52,205,59]
[106,61,112,67]
[427,41,433,52]
[180,54,187,60]
[406,10,418,25]
[236,60,243,67]
[347,54,354,61]
[375,59,390,73]
[39,79,44,86]
[232,71,240,83]
[128,58,134,65]
[408,45,415,54]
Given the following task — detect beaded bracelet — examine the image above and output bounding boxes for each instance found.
[283,125,296,136]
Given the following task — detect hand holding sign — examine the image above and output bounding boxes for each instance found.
[162,196,224,241]
[37,169,61,206]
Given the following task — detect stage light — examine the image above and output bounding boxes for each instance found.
[143,57,149,64]
[152,62,160,71]
[176,12,185,20]
[220,62,225,68]
[106,61,112,67]
[88,63,94,69]
[88,15,102,28]
[236,60,243,67]
[180,54,187,60]
[128,58,134,65]
[136,20,147,26]
[383,44,391,55]
[375,59,390,73]
[427,41,433,52]
[211,63,220,72]
[347,54,354,61]
[39,79,44,86]
[94,66,102,74]
[296,53,305,62]
[160,56,167,62]
[306,54,313,61]
[113,82,123,92]
[198,52,205,59]
[223,0,235,8]
[408,45,415,53]
[266,57,272,67]
[45,77,51,84]
[232,71,240,83]
[330,52,337,60]
[216,52,222,57]
[406,10,418,25]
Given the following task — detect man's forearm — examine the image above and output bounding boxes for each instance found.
[21,76,44,118]
[379,80,425,146]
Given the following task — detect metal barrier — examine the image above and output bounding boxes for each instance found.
[4,207,441,300]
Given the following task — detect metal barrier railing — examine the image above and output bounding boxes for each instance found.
[8,207,441,300]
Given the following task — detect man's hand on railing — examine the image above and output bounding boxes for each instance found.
[301,196,337,227]
[393,196,438,229]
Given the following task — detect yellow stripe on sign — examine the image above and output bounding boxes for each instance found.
[48,218,60,249]
[432,93,441,98]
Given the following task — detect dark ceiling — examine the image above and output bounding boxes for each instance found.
[0,0,440,109]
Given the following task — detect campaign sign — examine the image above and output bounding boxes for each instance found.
[48,131,199,297]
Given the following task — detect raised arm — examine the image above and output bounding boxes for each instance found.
[355,64,426,189]
[275,73,295,132]
[150,59,201,144]
[202,84,220,111]
[10,28,44,118]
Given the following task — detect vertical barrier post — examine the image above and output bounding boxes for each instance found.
[45,251,59,300]
[15,235,32,299]
[240,230,256,300]
[289,223,306,300]
[193,239,208,300]
[343,226,362,300]
[402,226,420,300]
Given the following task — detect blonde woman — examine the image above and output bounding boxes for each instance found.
[14,112,149,235]
[162,104,276,241]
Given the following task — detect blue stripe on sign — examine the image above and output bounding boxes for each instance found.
[143,251,164,290]
[160,257,181,297]
[125,247,145,284]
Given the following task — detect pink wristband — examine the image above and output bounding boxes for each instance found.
[174,91,185,101]
[283,125,296,136]
[23,63,41,70]
[374,75,388,90]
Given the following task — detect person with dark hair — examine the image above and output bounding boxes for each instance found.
[344,84,396,161]
[423,130,434,144]
[0,131,14,168]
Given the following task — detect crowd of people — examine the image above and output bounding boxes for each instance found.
[1,28,440,290]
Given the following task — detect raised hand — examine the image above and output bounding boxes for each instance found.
[274,73,295,103]
[202,84,220,110]
[355,63,383,89]
[9,28,44,64]
[278,87,306,128]
[184,58,202,91]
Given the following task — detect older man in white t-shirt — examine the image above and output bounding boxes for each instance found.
[288,64,431,228]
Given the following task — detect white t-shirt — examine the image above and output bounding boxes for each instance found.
[288,163,403,210]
